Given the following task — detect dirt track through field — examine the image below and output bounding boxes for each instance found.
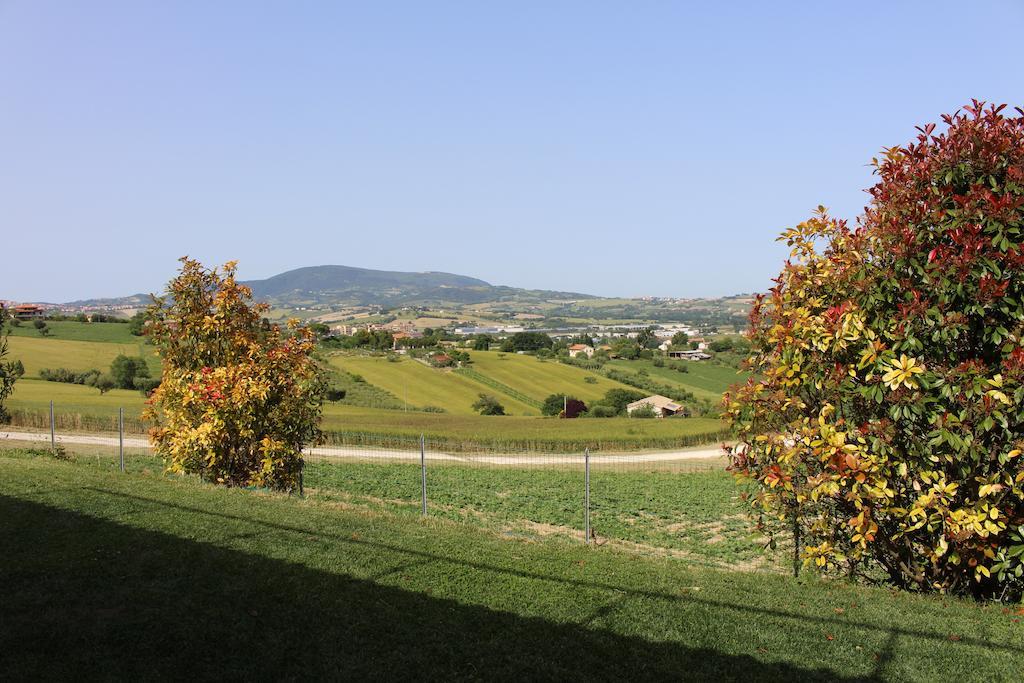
[0,430,727,466]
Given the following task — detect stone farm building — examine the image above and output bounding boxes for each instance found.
[626,394,686,418]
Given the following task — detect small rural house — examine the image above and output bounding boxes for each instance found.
[568,343,594,358]
[626,395,686,418]
[13,304,45,320]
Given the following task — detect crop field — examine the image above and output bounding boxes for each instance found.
[327,354,538,415]
[467,350,632,404]
[6,320,138,343]
[608,359,747,402]
[6,335,159,378]
[5,380,728,451]
[302,458,764,568]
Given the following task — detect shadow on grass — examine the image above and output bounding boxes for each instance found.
[2,494,862,682]
[82,487,1024,662]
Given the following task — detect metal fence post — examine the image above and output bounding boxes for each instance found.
[420,434,427,516]
[49,400,55,453]
[118,407,125,472]
[584,447,591,544]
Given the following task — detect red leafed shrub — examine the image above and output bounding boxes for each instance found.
[726,102,1024,599]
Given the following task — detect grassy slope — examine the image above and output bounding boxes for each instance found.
[5,335,159,378]
[1,452,1019,680]
[328,354,538,415]
[469,350,632,403]
[609,359,747,402]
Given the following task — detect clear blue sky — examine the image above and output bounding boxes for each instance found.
[2,1,1022,302]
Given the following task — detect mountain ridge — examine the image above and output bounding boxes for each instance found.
[63,264,596,308]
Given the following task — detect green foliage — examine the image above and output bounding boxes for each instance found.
[728,102,1024,599]
[39,367,101,386]
[110,354,150,390]
[499,332,552,352]
[595,388,646,415]
[472,394,505,416]
[630,404,657,419]
[541,393,567,416]
[471,335,492,351]
[95,375,116,394]
[128,311,146,336]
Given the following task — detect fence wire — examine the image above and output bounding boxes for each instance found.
[8,402,765,569]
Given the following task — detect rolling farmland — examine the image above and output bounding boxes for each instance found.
[327,354,539,415]
[6,335,159,378]
[466,351,631,403]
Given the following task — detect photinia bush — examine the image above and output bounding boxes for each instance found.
[726,102,1024,599]
[144,258,324,491]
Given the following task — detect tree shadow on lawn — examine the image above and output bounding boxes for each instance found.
[0,492,1008,681]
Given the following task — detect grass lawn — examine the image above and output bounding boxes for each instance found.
[467,350,634,404]
[1,450,1020,680]
[328,354,539,415]
[5,335,160,378]
[6,320,139,343]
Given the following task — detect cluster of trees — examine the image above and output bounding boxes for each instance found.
[728,102,1024,599]
[499,331,553,352]
[39,354,157,395]
[536,388,656,419]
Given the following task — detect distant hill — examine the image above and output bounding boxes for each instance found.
[240,265,595,306]
[65,265,595,308]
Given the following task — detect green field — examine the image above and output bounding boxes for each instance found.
[6,379,729,451]
[1,450,1019,680]
[608,359,747,403]
[6,320,138,343]
[468,350,632,404]
[328,354,539,415]
[5,335,159,378]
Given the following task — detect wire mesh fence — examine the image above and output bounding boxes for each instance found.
[3,401,769,569]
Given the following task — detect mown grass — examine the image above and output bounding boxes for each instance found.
[327,354,538,415]
[5,335,159,378]
[1,450,1020,680]
[468,350,633,404]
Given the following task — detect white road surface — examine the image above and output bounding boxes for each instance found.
[0,430,728,466]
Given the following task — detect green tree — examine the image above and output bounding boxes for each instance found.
[541,394,569,416]
[598,388,646,415]
[471,335,493,351]
[472,394,506,416]
[671,331,690,347]
[110,355,150,390]
[95,375,116,394]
